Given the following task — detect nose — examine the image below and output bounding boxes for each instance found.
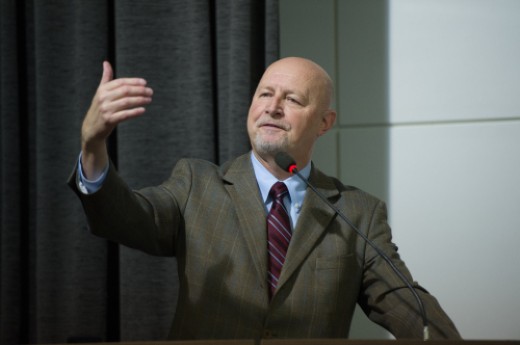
[264,96,283,117]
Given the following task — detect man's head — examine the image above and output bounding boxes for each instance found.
[247,57,336,172]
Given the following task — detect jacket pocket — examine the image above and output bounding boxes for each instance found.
[315,254,355,270]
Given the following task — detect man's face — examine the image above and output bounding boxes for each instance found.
[247,59,332,164]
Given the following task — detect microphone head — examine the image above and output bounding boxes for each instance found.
[275,152,297,173]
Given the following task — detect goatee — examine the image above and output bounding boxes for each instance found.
[252,135,289,156]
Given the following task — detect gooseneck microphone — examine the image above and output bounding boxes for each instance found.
[275,152,430,341]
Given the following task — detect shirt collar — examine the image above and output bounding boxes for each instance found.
[250,151,311,205]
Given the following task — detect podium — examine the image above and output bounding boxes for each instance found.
[262,340,520,345]
[57,339,520,345]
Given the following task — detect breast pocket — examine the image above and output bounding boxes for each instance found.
[314,253,360,298]
[316,254,355,270]
[312,254,361,323]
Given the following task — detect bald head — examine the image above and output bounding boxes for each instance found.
[262,57,334,111]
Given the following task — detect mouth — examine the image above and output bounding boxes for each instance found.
[262,124,282,130]
[257,121,288,131]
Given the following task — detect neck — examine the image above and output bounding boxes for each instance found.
[252,150,309,180]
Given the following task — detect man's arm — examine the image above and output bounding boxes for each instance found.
[68,61,180,254]
[359,200,461,339]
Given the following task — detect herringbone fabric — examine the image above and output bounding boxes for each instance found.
[267,182,291,298]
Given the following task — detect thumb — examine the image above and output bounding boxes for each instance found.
[99,61,113,85]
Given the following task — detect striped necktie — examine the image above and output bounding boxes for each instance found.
[266,181,291,299]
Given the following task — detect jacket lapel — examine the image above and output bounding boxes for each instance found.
[221,155,341,298]
[222,154,269,291]
[277,166,340,291]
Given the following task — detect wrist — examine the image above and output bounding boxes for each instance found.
[80,140,109,180]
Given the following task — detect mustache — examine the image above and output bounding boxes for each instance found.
[255,119,291,131]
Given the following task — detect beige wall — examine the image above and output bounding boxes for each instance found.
[280,0,520,340]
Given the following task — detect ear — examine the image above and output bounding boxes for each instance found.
[318,109,337,136]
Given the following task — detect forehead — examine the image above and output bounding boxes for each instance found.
[258,65,315,94]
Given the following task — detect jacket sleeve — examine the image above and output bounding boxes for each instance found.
[358,199,461,339]
[67,158,192,256]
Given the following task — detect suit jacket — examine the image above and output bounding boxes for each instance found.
[68,153,460,340]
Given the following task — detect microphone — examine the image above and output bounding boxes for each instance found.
[275,152,430,341]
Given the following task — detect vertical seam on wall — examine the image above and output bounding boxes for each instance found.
[333,0,341,179]
[16,0,29,342]
[209,0,220,164]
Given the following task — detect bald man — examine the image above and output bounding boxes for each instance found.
[69,57,461,340]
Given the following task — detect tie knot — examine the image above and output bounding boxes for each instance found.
[270,181,289,201]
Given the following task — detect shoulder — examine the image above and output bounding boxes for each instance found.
[174,157,218,171]
[310,164,385,210]
[168,153,251,182]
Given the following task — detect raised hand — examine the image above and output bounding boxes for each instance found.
[80,61,153,179]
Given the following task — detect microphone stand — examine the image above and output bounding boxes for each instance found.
[281,155,430,340]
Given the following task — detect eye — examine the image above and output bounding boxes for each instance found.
[286,96,301,105]
[259,91,272,98]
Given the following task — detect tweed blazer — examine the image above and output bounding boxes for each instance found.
[68,153,460,340]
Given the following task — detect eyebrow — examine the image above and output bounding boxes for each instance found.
[258,85,307,99]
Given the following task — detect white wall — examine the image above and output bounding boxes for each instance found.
[280,0,520,340]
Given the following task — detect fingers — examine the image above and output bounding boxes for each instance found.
[100,83,153,102]
[100,96,152,124]
[103,76,148,92]
[82,63,154,147]
[96,83,153,119]
[107,106,148,125]
[100,61,113,85]
[99,61,147,92]
[99,61,147,91]
[94,60,153,118]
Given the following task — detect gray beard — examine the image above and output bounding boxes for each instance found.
[252,135,289,156]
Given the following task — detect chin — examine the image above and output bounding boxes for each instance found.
[253,136,288,156]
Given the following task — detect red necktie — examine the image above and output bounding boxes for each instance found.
[266,181,291,299]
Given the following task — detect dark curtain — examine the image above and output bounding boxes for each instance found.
[0,0,279,343]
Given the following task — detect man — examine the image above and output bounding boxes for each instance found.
[69,57,461,340]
